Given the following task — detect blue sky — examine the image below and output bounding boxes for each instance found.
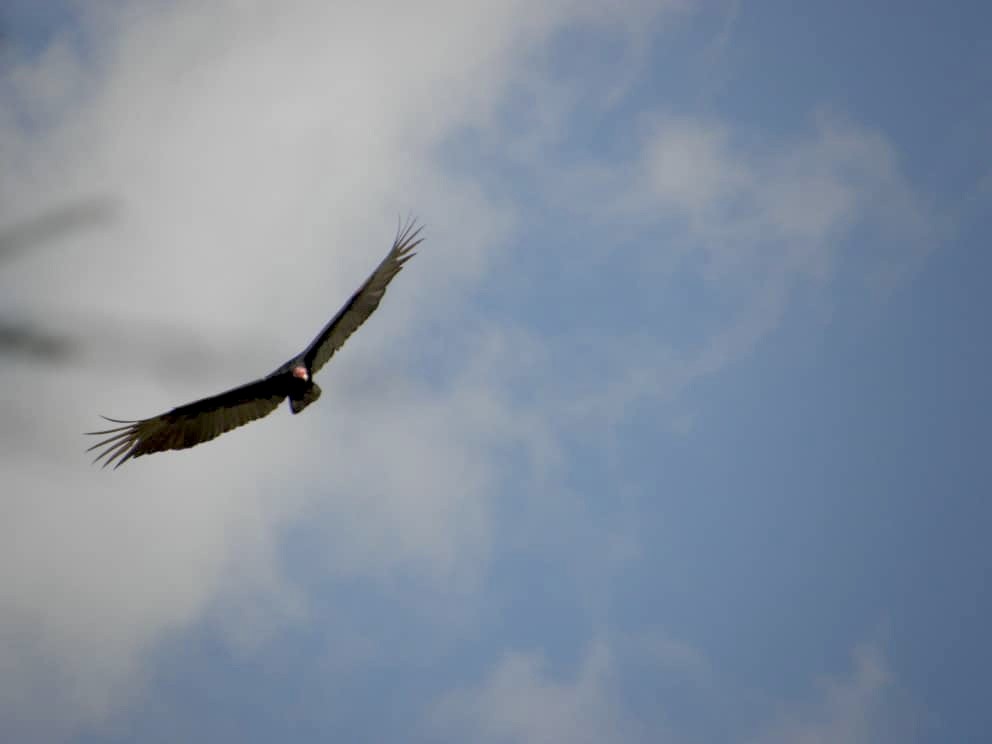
[1,2,989,743]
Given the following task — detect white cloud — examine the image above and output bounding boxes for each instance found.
[642,111,920,283]
[561,110,932,426]
[434,640,645,744]
[646,119,746,218]
[433,639,911,744]
[0,0,648,737]
[749,645,904,744]
[0,2,935,740]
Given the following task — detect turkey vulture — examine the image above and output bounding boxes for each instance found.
[87,218,424,469]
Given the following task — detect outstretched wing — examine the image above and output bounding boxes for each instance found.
[86,376,289,469]
[303,217,423,375]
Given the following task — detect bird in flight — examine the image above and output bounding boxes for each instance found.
[87,218,424,469]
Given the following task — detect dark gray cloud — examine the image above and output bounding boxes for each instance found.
[0,319,72,361]
[0,199,116,263]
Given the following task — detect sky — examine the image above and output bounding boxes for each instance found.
[1,1,990,742]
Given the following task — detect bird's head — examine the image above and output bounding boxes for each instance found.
[291,364,309,382]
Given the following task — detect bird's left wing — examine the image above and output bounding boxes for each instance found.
[86,376,288,469]
[303,217,423,376]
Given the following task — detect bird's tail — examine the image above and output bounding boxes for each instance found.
[290,383,321,414]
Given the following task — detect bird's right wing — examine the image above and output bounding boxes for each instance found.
[86,376,288,469]
[302,217,423,375]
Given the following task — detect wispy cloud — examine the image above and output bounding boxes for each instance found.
[0,1,634,736]
[0,2,948,741]
[551,110,933,427]
[433,639,909,744]
[434,640,642,744]
[0,198,115,263]
[749,645,905,744]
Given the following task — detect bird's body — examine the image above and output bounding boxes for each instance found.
[87,218,423,468]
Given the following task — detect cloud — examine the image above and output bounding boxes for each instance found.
[0,0,641,737]
[641,111,926,283]
[748,645,906,744]
[556,110,932,428]
[0,2,937,741]
[433,639,910,744]
[433,640,643,744]
[0,198,116,263]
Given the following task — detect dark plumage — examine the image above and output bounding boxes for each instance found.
[87,218,423,468]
